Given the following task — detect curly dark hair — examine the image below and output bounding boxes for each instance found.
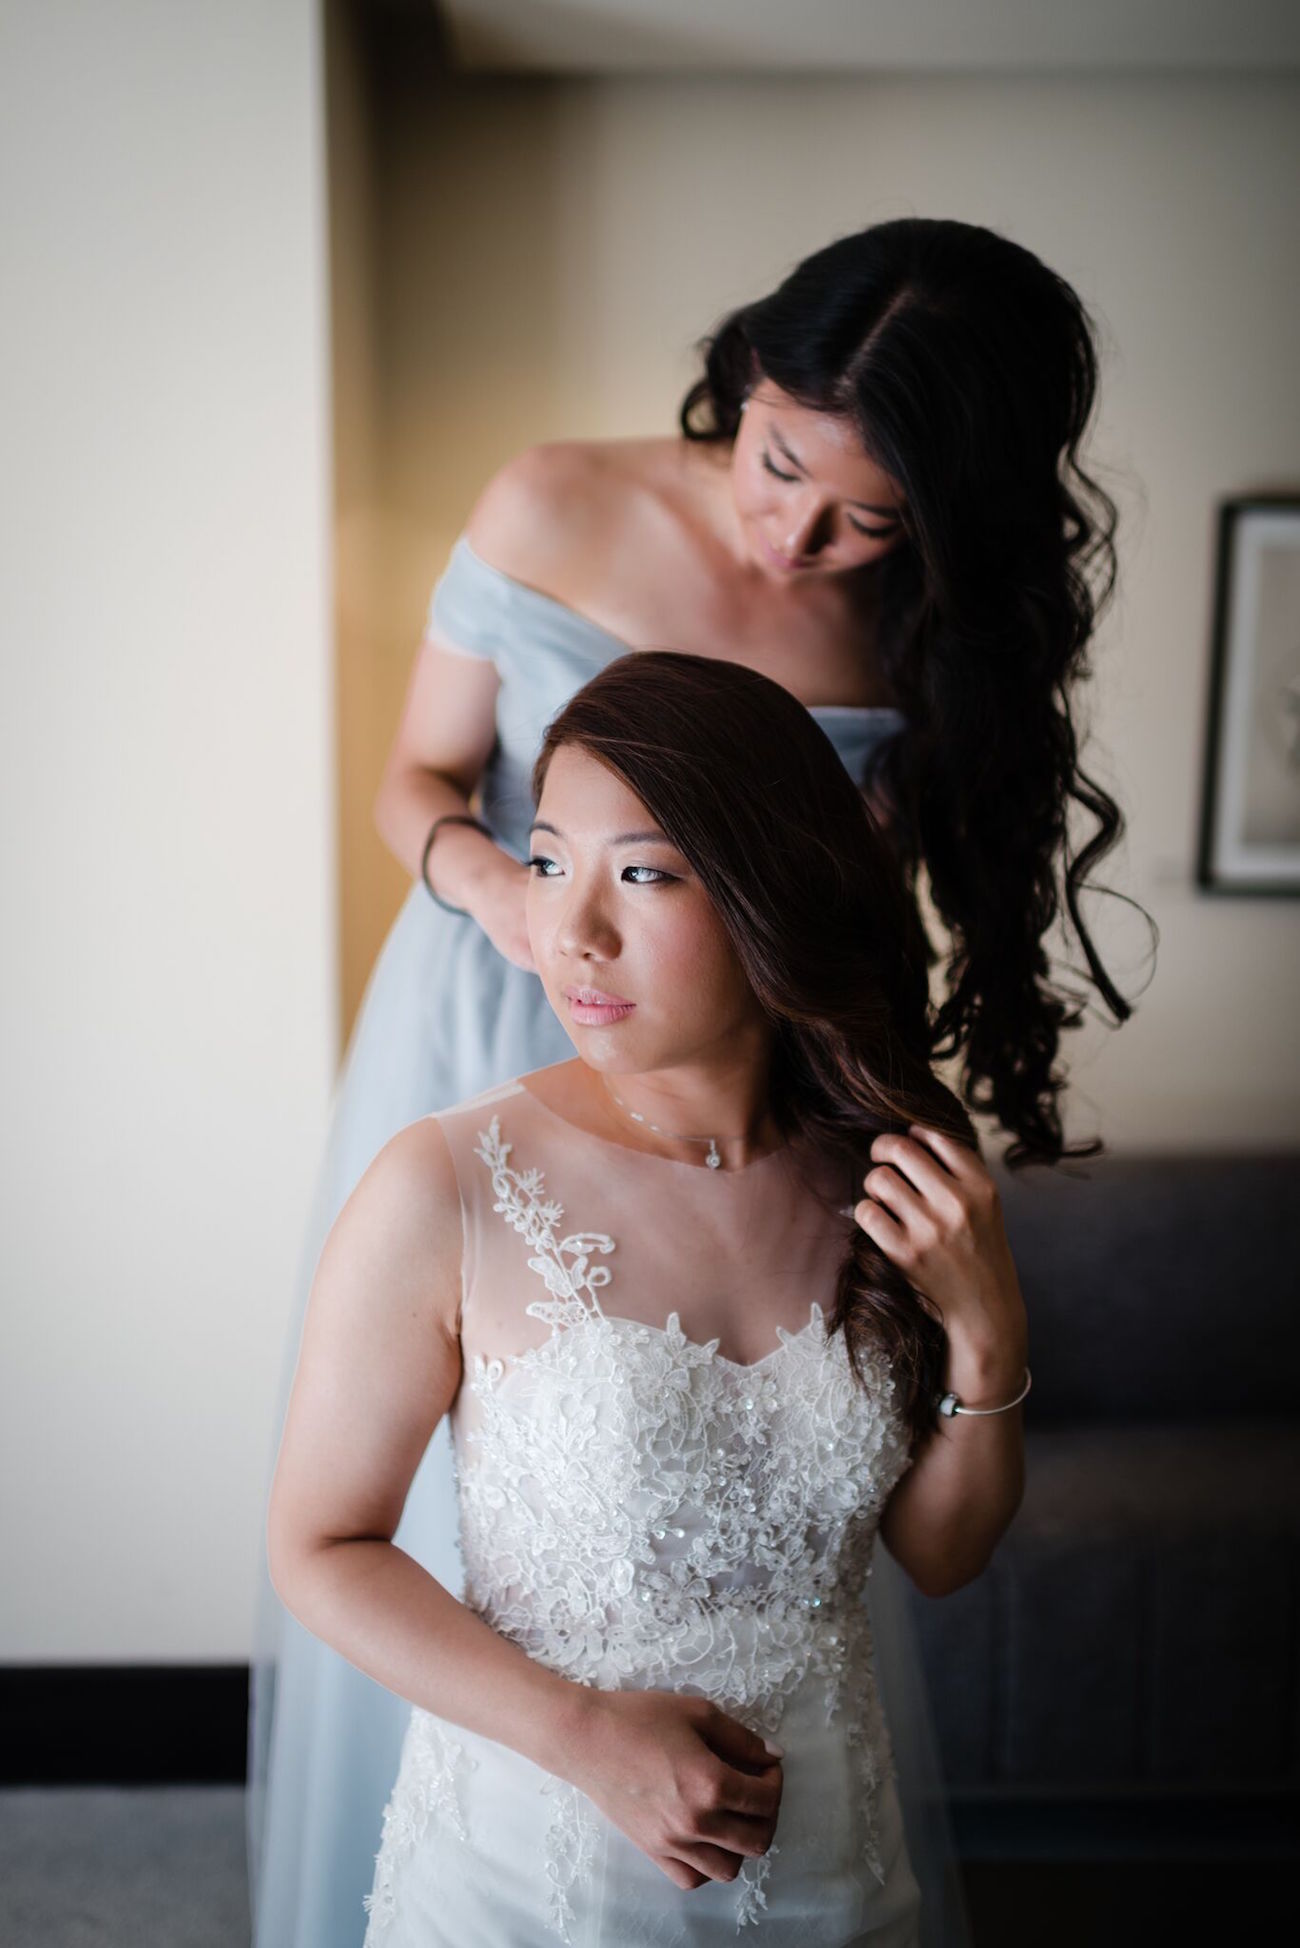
[535,649,981,1448]
[680,217,1152,1167]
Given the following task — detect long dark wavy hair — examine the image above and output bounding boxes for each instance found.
[680,217,1152,1167]
[534,650,979,1447]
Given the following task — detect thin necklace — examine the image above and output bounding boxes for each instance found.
[601,1080,726,1170]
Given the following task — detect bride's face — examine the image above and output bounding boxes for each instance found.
[526,744,766,1073]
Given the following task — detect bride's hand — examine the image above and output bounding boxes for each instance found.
[562,1689,783,1891]
[853,1124,1028,1363]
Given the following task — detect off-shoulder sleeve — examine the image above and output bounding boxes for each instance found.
[422,535,511,663]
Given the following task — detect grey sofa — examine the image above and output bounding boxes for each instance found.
[903,1152,1300,1831]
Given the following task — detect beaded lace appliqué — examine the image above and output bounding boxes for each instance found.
[365,1112,912,1943]
[363,1712,474,1941]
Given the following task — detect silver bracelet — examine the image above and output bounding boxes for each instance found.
[935,1365,1032,1418]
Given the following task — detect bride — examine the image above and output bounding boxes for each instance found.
[266,651,1030,1946]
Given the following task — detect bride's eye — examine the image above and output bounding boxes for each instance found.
[622,865,674,885]
[525,854,561,877]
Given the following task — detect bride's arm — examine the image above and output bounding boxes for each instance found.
[266,1118,784,1891]
[266,1118,585,1771]
[855,1124,1029,1600]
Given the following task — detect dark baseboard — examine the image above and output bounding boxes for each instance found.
[4,1663,1299,1871]
[1,1665,249,1785]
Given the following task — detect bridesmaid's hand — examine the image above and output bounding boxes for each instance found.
[456,847,537,972]
[853,1124,1028,1365]
[563,1688,783,1891]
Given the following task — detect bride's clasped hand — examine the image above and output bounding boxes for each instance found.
[555,1687,785,1893]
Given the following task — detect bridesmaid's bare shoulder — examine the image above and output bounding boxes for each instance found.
[463,437,682,599]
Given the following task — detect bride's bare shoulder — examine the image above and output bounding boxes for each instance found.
[322,1116,464,1337]
[464,437,679,587]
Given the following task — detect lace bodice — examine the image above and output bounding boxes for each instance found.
[365,1074,915,1942]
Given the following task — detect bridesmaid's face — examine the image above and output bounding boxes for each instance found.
[526,746,766,1072]
[730,377,907,580]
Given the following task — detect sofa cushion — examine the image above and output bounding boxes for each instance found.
[992,1154,1300,1421]
[903,1420,1300,1791]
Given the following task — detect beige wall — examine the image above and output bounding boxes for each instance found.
[346,63,1300,1152]
[1,2,334,1658]
[6,28,1292,1665]
[329,0,412,1038]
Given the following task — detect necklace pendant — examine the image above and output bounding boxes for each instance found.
[706,1140,722,1170]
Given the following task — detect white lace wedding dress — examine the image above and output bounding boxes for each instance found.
[361,1072,924,1947]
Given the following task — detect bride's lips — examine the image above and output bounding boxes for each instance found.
[563,983,636,1027]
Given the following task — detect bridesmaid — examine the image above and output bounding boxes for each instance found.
[250,215,1138,1948]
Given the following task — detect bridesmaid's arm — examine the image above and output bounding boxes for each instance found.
[373,442,590,899]
[373,637,536,969]
[854,1125,1029,1599]
[371,628,503,893]
[265,1120,590,1776]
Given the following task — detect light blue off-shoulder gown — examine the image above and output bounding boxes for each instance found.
[248,538,967,1948]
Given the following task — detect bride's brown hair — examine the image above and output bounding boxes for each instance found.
[532,650,977,1448]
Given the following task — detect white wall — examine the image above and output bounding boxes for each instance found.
[0,2,334,1659]
[353,66,1300,1152]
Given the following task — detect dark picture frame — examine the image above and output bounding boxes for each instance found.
[1197,495,1300,895]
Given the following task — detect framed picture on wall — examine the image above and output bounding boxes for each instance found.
[1197,495,1300,895]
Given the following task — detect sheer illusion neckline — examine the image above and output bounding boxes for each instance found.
[503,1301,828,1382]
[457,536,907,723]
[515,1073,795,1178]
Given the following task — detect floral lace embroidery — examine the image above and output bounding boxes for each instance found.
[365,1114,912,1943]
[363,1711,475,1942]
[476,1114,617,1331]
[736,1846,777,1927]
[541,1773,602,1940]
